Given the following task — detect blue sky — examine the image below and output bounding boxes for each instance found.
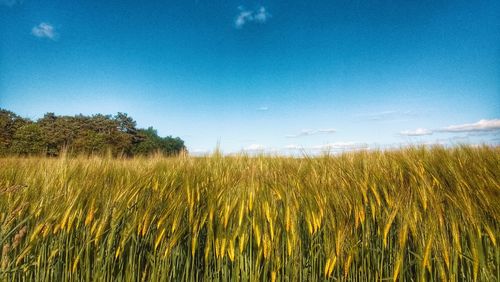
[1,0,499,154]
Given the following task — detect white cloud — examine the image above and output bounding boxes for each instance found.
[243,144,266,151]
[0,0,22,7]
[257,106,269,111]
[286,128,336,138]
[311,142,369,151]
[31,23,58,40]
[439,119,500,133]
[284,142,369,152]
[254,7,270,23]
[235,6,271,28]
[355,110,415,121]
[318,129,337,133]
[399,128,433,136]
[235,10,253,28]
[354,110,422,122]
[286,129,315,138]
[284,144,303,150]
[399,119,500,138]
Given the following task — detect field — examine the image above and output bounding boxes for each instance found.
[0,146,498,281]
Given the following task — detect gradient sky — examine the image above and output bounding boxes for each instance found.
[1,0,499,154]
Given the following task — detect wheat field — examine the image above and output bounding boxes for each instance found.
[0,146,498,281]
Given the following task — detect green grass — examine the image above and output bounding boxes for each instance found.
[0,145,498,281]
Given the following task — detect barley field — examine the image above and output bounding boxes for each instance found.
[0,146,498,281]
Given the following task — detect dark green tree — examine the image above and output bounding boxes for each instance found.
[0,109,186,157]
[132,127,185,156]
[11,123,46,155]
[0,109,29,155]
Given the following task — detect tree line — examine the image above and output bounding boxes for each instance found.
[0,109,186,157]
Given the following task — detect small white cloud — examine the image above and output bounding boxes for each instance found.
[400,128,433,136]
[317,129,337,134]
[399,119,500,137]
[235,6,271,28]
[284,142,368,152]
[284,144,303,150]
[243,144,266,151]
[286,128,336,138]
[254,7,270,23]
[257,106,269,111]
[0,0,22,7]
[286,129,315,138]
[355,110,415,120]
[439,119,500,133]
[311,142,369,151]
[235,9,253,28]
[32,23,58,40]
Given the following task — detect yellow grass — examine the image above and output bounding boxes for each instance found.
[0,145,498,281]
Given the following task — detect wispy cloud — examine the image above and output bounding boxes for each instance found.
[400,119,500,138]
[438,119,500,133]
[286,128,336,138]
[399,128,433,136]
[243,144,266,151]
[0,0,22,7]
[285,142,369,151]
[257,106,269,111]
[235,6,271,28]
[31,23,58,40]
[311,142,369,151]
[284,144,302,150]
[355,110,416,122]
[254,7,270,23]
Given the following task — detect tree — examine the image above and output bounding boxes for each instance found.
[132,127,161,155]
[0,109,186,157]
[0,109,28,155]
[115,112,137,134]
[73,129,108,155]
[11,123,45,155]
[132,127,186,156]
[37,113,63,156]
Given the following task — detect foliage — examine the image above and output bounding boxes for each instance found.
[0,146,498,281]
[0,109,185,157]
[11,124,45,155]
[133,127,186,156]
[0,109,29,155]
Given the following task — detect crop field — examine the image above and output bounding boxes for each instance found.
[0,146,498,281]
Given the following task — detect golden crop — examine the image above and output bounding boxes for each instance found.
[0,145,498,281]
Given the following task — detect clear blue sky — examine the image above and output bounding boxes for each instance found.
[1,0,499,154]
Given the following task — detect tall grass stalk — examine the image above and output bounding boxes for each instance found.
[0,145,498,281]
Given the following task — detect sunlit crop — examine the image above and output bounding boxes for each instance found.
[0,145,498,281]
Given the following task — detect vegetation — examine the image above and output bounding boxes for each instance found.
[0,109,185,157]
[0,146,498,281]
